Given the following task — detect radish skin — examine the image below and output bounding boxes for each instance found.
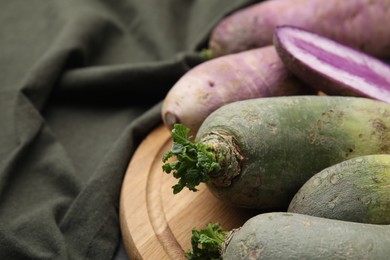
[161,46,311,135]
[209,0,390,58]
[163,96,390,209]
[288,154,390,224]
[222,212,390,259]
[274,25,390,103]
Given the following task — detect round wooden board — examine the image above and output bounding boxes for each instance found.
[119,125,258,260]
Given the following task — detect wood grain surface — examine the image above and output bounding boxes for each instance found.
[119,125,258,259]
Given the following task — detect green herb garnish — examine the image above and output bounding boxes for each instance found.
[162,124,221,194]
[186,223,227,260]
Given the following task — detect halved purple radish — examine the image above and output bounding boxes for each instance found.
[273,25,390,103]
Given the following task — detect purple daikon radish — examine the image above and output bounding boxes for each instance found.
[161,46,313,136]
[209,0,390,58]
[274,25,390,102]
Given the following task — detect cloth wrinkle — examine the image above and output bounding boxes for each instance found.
[0,1,258,259]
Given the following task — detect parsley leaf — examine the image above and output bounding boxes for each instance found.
[186,223,227,260]
[162,124,221,194]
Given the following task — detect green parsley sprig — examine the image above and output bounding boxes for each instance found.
[186,223,227,260]
[162,124,221,194]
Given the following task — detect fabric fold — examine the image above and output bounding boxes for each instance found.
[0,0,258,259]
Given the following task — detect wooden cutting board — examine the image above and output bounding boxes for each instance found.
[119,125,259,260]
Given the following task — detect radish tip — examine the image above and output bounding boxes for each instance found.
[164,112,179,129]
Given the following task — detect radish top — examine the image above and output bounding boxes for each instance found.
[162,124,221,194]
[185,223,227,260]
[274,25,390,102]
[162,124,242,194]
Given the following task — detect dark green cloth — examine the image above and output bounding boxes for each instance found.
[0,0,258,259]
